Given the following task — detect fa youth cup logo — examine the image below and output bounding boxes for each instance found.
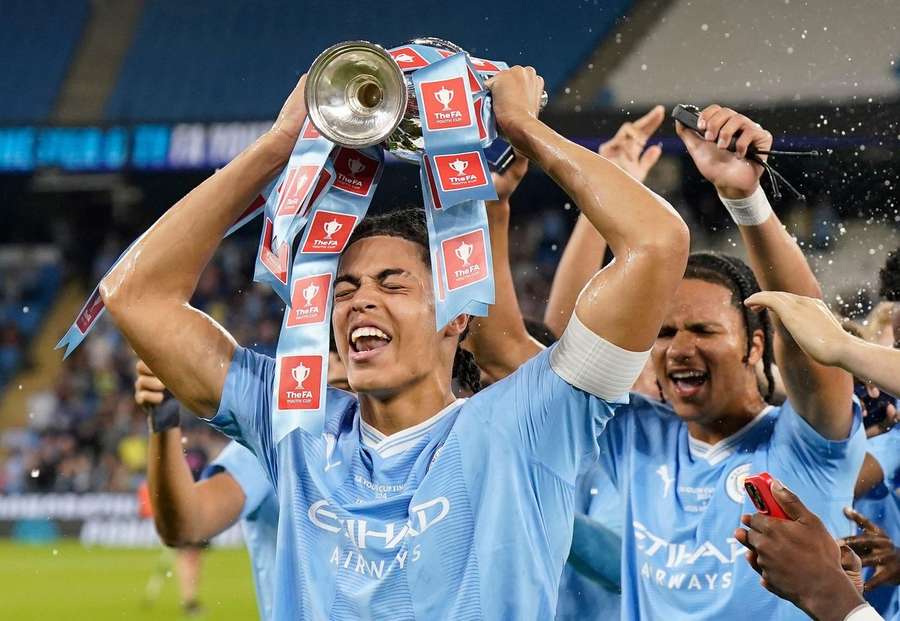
[421,78,471,131]
[292,362,311,389]
[277,165,318,216]
[323,219,342,240]
[333,148,376,196]
[442,230,488,291]
[288,273,330,327]
[302,211,357,254]
[279,355,323,409]
[434,85,454,111]
[455,240,473,266]
[434,152,488,191]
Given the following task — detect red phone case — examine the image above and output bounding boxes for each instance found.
[744,472,790,520]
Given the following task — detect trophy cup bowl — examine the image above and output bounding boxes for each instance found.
[305,37,547,163]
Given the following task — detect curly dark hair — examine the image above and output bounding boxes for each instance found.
[684,252,776,402]
[879,247,900,301]
[345,208,481,393]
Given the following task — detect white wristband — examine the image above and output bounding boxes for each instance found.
[718,185,773,226]
[550,311,650,401]
[843,604,884,621]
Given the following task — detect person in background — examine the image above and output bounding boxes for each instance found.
[135,360,277,620]
[470,104,864,619]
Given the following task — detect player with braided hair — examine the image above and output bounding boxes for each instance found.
[469,106,864,620]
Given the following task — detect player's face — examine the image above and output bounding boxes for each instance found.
[333,236,445,396]
[652,279,761,422]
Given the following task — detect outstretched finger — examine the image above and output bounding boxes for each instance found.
[844,506,882,535]
[633,105,666,135]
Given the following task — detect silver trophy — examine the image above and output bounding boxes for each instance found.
[304,37,547,163]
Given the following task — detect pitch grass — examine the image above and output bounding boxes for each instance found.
[0,541,258,620]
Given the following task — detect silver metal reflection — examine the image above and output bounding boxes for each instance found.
[304,38,547,164]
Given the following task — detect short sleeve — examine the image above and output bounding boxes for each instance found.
[866,427,900,487]
[476,345,621,484]
[202,441,274,520]
[770,398,866,493]
[205,346,278,485]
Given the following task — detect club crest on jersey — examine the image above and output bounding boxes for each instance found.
[420,77,472,131]
[332,148,378,197]
[287,273,331,327]
[278,355,323,410]
[276,164,319,216]
[442,229,488,291]
[389,46,429,70]
[76,290,104,333]
[725,463,751,503]
[433,152,488,192]
[301,210,358,254]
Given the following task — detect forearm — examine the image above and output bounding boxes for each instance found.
[566,513,622,591]
[736,212,822,299]
[544,213,607,337]
[146,428,205,546]
[101,134,285,307]
[468,199,543,379]
[802,572,868,621]
[840,337,900,396]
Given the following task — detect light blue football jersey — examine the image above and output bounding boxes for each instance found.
[203,441,278,621]
[598,393,865,620]
[208,345,618,621]
[856,426,900,618]
[556,463,622,620]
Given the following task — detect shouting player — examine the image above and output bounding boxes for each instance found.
[97,67,688,619]
[471,105,865,619]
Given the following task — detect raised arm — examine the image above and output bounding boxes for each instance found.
[467,155,544,381]
[490,69,688,353]
[678,106,852,439]
[544,107,664,337]
[101,77,308,417]
[136,360,245,546]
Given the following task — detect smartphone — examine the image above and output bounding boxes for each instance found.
[484,138,515,173]
[854,381,897,427]
[744,472,791,520]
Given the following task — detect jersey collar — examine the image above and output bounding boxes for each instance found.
[360,398,466,459]
[688,405,774,465]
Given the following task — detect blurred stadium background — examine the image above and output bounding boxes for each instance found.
[0,0,897,618]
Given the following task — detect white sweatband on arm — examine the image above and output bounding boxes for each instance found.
[844,604,884,621]
[550,311,650,401]
[718,185,773,226]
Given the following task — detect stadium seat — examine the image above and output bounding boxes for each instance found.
[105,0,633,122]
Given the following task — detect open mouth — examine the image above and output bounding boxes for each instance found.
[667,369,709,398]
[350,325,393,354]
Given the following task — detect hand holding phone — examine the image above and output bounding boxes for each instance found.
[744,472,791,520]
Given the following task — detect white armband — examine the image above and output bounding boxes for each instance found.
[718,185,773,226]
[844,604,884,621]
[549,311,650,401]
